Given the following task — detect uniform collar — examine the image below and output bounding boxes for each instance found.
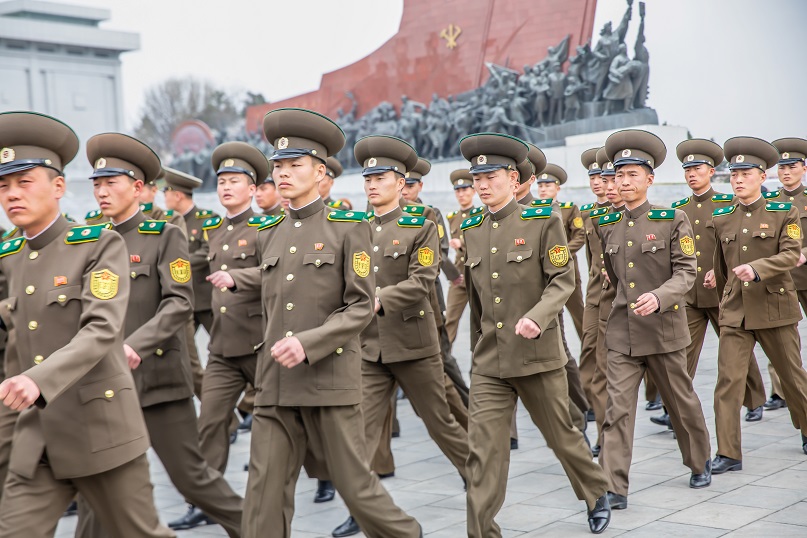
[376,206,403,225]
[739,196,765,212]
[692,187,715,202]
[489,197,519,221]
[184,205,198,218]
[517,191,535,205]
[597,200,610,208]
[227,206,254,225]
[624,200,651,220]
[113,210,146,235]
[27,214,70,251]
[782,184,807,197]
[290,197,325,220]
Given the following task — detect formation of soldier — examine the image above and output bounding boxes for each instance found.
[0,108,806,538]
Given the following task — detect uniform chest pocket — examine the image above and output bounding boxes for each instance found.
[303,253,335,268]
[383,246,408,259]
[506,249,533,263]
[752,230,776,239]
[206,252,216,263]
[604,244,620,255]
[129,265,150,280]
[46,285,81,307]
[465,257,482,268]
[705,220,714,229]
[233,246,256,261]
[721,233,736,244]
[261,257,279,271]
[641,240,666,254]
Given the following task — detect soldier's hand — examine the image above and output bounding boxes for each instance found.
[271,337,306,368]
[374,297,382,313]
[703,269,716,289]
[124,344,142,370]
[515,318,541,339]
[207,270,235,289]
[449,238,462,250]
[732,264,756,282]
[451,275,464,286]
[0,375,40,411]
[633,292,659,316]
[799,253,807,267]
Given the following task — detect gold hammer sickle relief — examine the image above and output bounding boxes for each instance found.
[440,24,462,50]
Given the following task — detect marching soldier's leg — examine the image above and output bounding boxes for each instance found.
[243,407,305,538]
[306,406,421,538]
[755,327,807,436]
[558,314,590,416]
[514,368,609,507]
[444,282,468,346]
[769,362,785,401]
[194,309,214,336]
[392,355,470,479]
[145,399,243,537]
[370,396,396,476]
[644,372,659,406]
[0,465,76,538]
[466,373,517,538]
[591,316,609,445]
[185,318,205,399]
[685,306,710,379]
[600,350,645,496]
[444,372,469,430]
[0,404,16,500]
[565,265,585,340]
[361,360,398,462]
[237,384,256,417]
[442,348,470,407]
[714,326,756,461]
[510,403,519,441]
[578,302,600,414]
[644,351,711,472]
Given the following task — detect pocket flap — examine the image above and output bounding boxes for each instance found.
[766,282,794,294]
[721,233,736,243]
[303,253,336,267]
[46,285,81,307]
[261,256,279,270]
[464,257,482,268]
[233,246,256,260]
[752,230,776,239]
[129,265,150,279]
[78,374,134,404]
[247,305,263,317]
[402,306,429,321]
[506,249,533,263]
[206,251,216,262]
[641,240,666,253]
[605,244,620,255]
[383,246,408,258]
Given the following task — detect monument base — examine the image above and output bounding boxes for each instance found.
[524,107,660,148]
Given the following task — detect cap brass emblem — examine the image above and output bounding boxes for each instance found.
[687,154,695,162]
[0,148,14,164]
[783,152,790,159]
[736,155,745,163]
[477,155,487,165]
[95,158,106,169]
[368,157,377,167]
[278,137,289,149]
[622,149,632,157]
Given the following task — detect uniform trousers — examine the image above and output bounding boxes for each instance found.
[198,352,256,473]
[76,398,243,538]
[0,454,173,538]
[579,302,605,441]
[565,264,585,340]
[766,290,807,399]
[444,281,468,346]
[243,405,421,538]
[715,324,807,460]
[362,355,469,481]
[600,348,711,496]
[185,317,204,399]
[466,369,609,538]
[0,402,17,501]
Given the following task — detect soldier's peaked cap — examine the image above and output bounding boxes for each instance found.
[516,159,534,185]
[526,142,547,178]
[596,146,615,177]
[325,156,343,179]
[605,129,667,169]
[772,137,807,166]
[459,133,529,174]
[263,107,345,162]
[450,169,473,189]
[676,139,724,169]
[211,141,269,184]
[87,133,162,184]
[161,166,203,194]
[581,147,602,176]
[406,157,431,182]
[0,111,79,177]
[724,137,779,171]
[536,163,567,185]
[354,135,418,177]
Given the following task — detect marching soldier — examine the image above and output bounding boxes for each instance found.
[459,132,611,536]
[139,170,188,234]
[444,169,477,346]
[77,133,243,537]
[222,107,421,537]
[255,174,284,216]
[649,140,766,430]
[515,156,537,205]
[0,111,172,537]
[707,137,807,473]
[761,137,807,411]
[321,156,351,209]
[598,130,712,510]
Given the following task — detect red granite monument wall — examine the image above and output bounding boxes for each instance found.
[245,0,597,133]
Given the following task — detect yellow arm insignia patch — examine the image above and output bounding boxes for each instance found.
[573,216,584,229]
[353,251,371,278]
[169,258,191,283]
[787,223,801,239]
[418,247,434,266]
[679,235,695,256]
[548,245,569,267]
[90,269,119,300]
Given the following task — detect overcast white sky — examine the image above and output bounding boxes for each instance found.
[77,0,806,145]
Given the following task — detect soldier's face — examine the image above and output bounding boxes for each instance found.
[684,164,714,193]
[272,156,325,202]
[536,182,560,200]
[473,168,517,210]
[93,175,142,222]
[604,177,623,205]
[515,176,534,199]
[454,186,475,208]
[589,173,605,197]
[255,182,279,210]
[0,167,64,232]
[778,162,806,189]
[138,184,157,204]
[730,168,765,201]
[217,172,255,211]
[163,190,180,210]
[615,164,653,205]
[364,171,404,208]
[317,175,334,198]
[402,181,422,202]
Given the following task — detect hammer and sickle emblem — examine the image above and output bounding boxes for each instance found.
[440,24,462,50]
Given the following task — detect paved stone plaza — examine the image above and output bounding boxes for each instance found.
[55,281,807,537]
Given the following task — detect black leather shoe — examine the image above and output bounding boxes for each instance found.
[764,395,787,410]
[645,396,662,411]
[168,505,212,530]
[238,413,253,431]
[510,438,519,450]
[606,491,627,510]
[711,455,742,474]
[591,444,601,457]
[587,494,611,534]
[650,412,671,427]
[586,409,596,422]
[377,471,395,479]
[314,480,335,503]
[801,434,807,455]
[391,430,401,438]
[62,500,77,517]
[229,429,238,444]
[332,516,360,537]
[243,463,249,472]
[690,459,712,488]
[745,406,763,422]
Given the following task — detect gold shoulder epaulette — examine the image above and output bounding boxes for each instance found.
[402,204,425,216]
[65,223,111,244]
[0,237,25,258]
[202,216,223,230]
[713,205,736,217]
[460,214,485,231]
[397,216,426,228]
[598,212,623,226]
[138,220,167,234]
[671,197,691,209]
[327,210,365,223]
[257,214,285,230]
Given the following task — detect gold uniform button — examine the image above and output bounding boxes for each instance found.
[419,310,425,317]
[696,251,701,256]
[33,355,43,364]
[697,203,702,208]
[651,247,657,252]
[695,219,700,225]
[315,259,322,267]
[743,282,749,287]
[220,306,227,313]
[336,348,343,354]
[294,222,302,228]
[376,226,382,232]
[290,246,297,253]
[285,331,294,337]
[223,244,229,251]
[373,246,379,252]
[628,262,634,268]
[696,235,700,240]
[629,302,636,309]
[241,253,246,259]
[742,246,748,251]
[57,294,66,303]
[742,228,748,233]
[674,305,679,310]
[227,225,234,231]
[491,247,497,253]
[697,267,702,272]
[492,222,499,229]
[28,321,37,330]
[761,232,766,238]
[628,221,634,227]
[373,266,379,273]
[286,274,294,281]
[221,264,228,270]
[627,241,633,247]
[29,251,38,260]
[496,322,503,329]
[221,286,228,292]
[746,213,752,217]
[780,288,785,294]
[104,390,114,399]
[492,272,499,279]
[600,254,604,259]
[25,285,35,295]
[131,271,137,279]
[155,349,164,356]
[286,303,294,310]
[629,282,635,288]
[516,255,523,261]
[494,297,501,303]
[790,197,795,201]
